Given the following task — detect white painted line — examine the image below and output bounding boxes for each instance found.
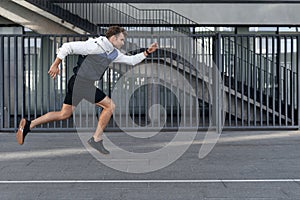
[0,148,87,161]
[0,179,300,184]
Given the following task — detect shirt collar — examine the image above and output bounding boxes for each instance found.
[96,36,115,54]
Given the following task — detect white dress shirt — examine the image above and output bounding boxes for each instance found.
[57,36,146,66]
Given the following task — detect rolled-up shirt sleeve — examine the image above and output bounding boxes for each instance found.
[113,51,146,66]
[56,39,100,60]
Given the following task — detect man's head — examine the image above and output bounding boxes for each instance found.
[106,26,127,49]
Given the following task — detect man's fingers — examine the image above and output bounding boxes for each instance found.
[151,42,158,49]
[48,69,60,79]
[148,42,158,53]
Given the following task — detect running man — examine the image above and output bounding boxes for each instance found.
[16,26,158,154]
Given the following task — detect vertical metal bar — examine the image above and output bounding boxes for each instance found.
[40,36,44,128]
[218,35,226,131]
[0,36,3,129]
[46,36,51,128]
[86,3,88,23]
[297,35,300,129]
[108,65,112,128]
[89,3,92,26]
[149,47,153,128]
[138,59,141,128]
[58,36,63,129]
[272,36,276,126]
[197,35,205,127]
[65,36,70,128]
[27,36,31,121]
[144,37,149,128]
[228,36,232,126]
[266,36,270,126]
[118,64,122,129]
[208,35,212,128]
[53,36,57,129]
[176,35,180,127]
[156,38,160,128]
[189,35,193,127]
[201,35,205,127]
[159,37,162,128]
[14,36,19,129]
[291,37,295,126]
[234,35,238,127]
[278,36,282,126]
[247,36,251,126]
[85,96,88,129]
[170,39,174,127]
[253,36,257,127]
[111,64,116,128]
[259,36,263,126]
[163,36,167,128]
[241,36,245,127]
[131,65,135,128]
[214,33,221,133]
[34,37,38,121]
[183,35,186,128]
[7,36,11,128]
[195,36,199,129]
[125,64,129,128]
[136,4,138,24]
[284,36,288,126]
[134,35,140,128]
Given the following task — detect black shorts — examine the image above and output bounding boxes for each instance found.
[63,75,107,106]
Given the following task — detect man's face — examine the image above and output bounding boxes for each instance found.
[110,33,125,49]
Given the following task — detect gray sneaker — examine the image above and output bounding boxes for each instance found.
[88,137,110,154]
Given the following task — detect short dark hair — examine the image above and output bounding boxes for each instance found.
[105,26,127,38]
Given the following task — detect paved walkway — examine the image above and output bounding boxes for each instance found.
[1,130,300,199]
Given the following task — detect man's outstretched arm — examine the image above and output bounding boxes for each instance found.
[114,42,159,65]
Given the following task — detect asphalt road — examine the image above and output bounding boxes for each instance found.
[1,130,300,199]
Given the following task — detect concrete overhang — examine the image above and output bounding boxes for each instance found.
[0,0,88,34]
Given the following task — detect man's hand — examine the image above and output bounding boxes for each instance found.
[144,42,158,56]
[48,58,62,79]
[147,42,158,54]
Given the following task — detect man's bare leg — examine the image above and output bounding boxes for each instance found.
[30,104,75,130]
[93,96,115,142]
[17,104,74,145]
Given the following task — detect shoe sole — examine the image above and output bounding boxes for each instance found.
[16,118,26,145]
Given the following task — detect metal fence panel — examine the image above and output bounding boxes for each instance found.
[0,32,299,132]
[221,34,298,128]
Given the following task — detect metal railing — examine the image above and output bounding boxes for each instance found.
[0,32,299,132]
[221,35,298,127]
[103,3,198,25]
[25,0,199,34]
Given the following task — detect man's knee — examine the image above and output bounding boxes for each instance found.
[97,97,115,113]
[105,99,115,114]
[59,105,73,120]
[110,100,116,112]
[60,111,72,120]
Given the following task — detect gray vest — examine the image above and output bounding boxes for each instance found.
[76,49,118,81]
